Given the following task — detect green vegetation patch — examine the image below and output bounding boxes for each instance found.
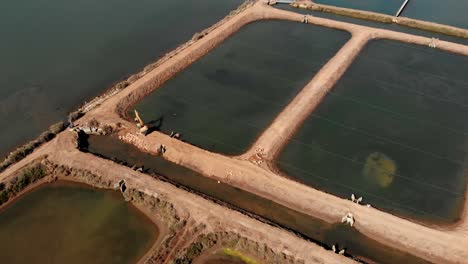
[0,162,47,206]
[0,122,65,174]
[223,248,259,264]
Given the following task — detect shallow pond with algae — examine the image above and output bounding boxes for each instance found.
[0,181,158,264]
[133,20,350,155]
[278,39,468,224]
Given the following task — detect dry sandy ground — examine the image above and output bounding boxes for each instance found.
[2,1,468,264]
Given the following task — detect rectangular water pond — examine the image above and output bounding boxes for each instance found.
[0,181,157,264]
[278,39,468,223]
[133,20,350,155]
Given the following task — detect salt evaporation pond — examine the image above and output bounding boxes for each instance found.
[278,39,468,223]
[134,20,350,155]
[0,181,157,263]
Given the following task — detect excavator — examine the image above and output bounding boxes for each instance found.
[134,110,149,135]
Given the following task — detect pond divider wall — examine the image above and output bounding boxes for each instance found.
[83,134,432,264]
[291,1,468,39]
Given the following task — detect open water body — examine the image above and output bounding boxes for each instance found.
[133,20,349,155]
[0,181,157,264]
[277,5,468,46]
[86,135,431,264]
[0,0,242,159]
[278,39,468,223]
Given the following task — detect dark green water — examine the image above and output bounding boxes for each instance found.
[277,5,468,46]
[133,20,350,155]
[0,181,157,264]
[278,39,468,224]
[0,0,242,159]
[86,135,431,264]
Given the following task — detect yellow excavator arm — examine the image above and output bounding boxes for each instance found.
[134,110,145,127]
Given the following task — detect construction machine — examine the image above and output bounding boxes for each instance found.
[134,110,149,135]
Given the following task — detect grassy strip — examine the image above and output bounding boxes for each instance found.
[174,232,299,264]
[292,2,468,39]
[0,122,65,174]
[223,248,259,264]
[0,162,47,206]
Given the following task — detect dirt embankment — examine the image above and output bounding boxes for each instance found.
[0,141,353,264]
[242,30,371,161]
